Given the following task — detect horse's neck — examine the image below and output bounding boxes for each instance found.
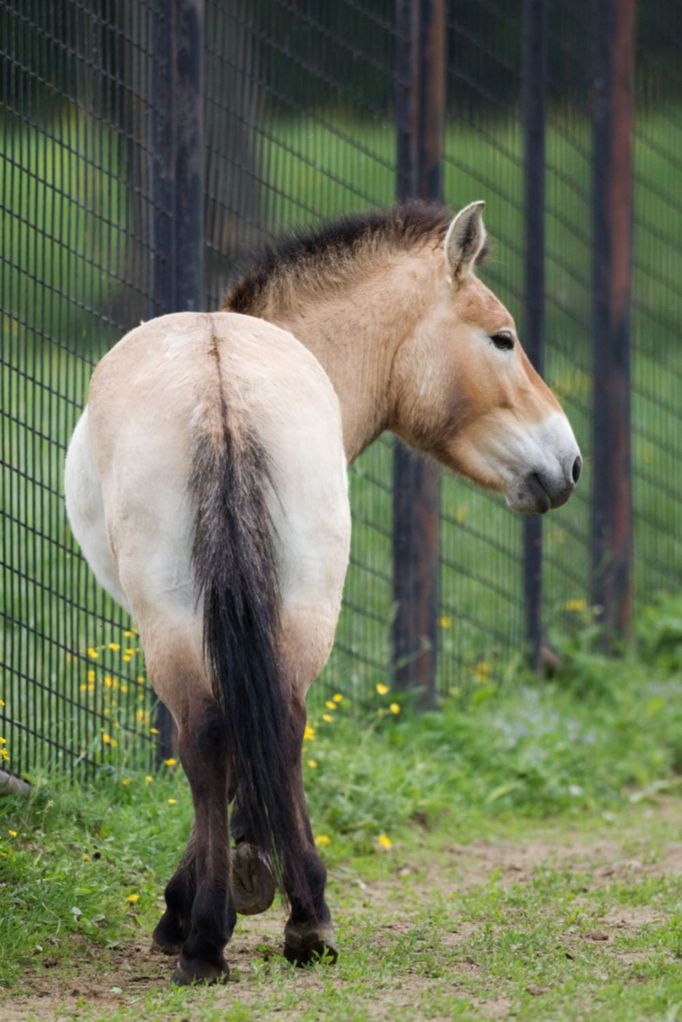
[263,253,434,463]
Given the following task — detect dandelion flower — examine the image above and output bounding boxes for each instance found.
[375,683,390,696]
[8,829,17,838]
[86,647,99,659]
[0,699,5,707]
[82,853,90,862]
[0,737,6,744]
[324,700,336,711]
[565,598,587,613]
[307,759,318,769]
[102,733,112,744]
[439,615,452,629]
[125,893,140,904]
[332,693,343,703]
[150,727,160,736]
[164,757,177,767]
[121,778,131,786]
[145,775,154,784]
[304,725,315,742]
[0,749,9,761]
[167,798,177,806]
[87,669,96,682]
[123,630,136,638]
[314,834,331,847]
[389,702,401,715]
[108,642,121,652]
[377,834,393,850]
[322,714,334,724]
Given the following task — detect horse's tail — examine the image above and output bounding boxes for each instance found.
[189,332,309,909]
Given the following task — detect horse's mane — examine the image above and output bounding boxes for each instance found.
[222,200,485,316]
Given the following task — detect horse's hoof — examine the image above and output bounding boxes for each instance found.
[171,955,229,986]
[152,917,184,956]
[283,922,338,966]
[231,842,276,915]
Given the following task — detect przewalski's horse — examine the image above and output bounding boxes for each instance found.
[64,200,581,984]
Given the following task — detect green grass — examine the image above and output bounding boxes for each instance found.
[1,647,681,1019]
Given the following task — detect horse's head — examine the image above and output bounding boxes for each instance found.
[390,201,581,514]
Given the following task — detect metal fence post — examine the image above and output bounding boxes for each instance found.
[151,0,205,758]
[591,0,634,643]
[392,0,445,708]
[521,0,546,670]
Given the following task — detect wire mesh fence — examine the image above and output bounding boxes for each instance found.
[1,0,680,780]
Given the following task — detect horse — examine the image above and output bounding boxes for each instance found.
[64,199,581,984]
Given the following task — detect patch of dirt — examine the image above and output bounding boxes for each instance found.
[2,799,680,1020]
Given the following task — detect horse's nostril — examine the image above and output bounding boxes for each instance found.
[571,455,582,485]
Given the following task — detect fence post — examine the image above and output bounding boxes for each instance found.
[151,0,204,759]
[392,0,445,708]
[521,0,546,670]
[591,0,634,643]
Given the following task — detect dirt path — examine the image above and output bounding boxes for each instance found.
[2,799,680,1021]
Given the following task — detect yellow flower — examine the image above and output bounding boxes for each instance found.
[103,676,114,688]
[8,829,17,838]
[314,834,331,847]
[375,683,390,696]
[121,778,131,786]
[102,733,112,744]
[307,759,318,769]
[304,725,315,741]
[125,648,138,656]
[0,749,9,761]
[389,702,401,715]
[137,676,146,684]
[87,647,99,659]
[324,700,336,711]
[473,661,492,681]
[108,642,120,652]
[0,699,4,707]
[144,775,154,784]
[565,598,587,613]
[377,833,393,850]
[332,693,344,703]
[0,737,7,744]
[164,757,177,767]
[149,727,160,735]
[87,670,96,682]
[439,615,453,629]
[82,853,90,862]
[322,714,334,724]
[136,709,150,726]
[167,798,177,806]
[125,893,140,904]
[122,655,132,663]
[123,630,136,638]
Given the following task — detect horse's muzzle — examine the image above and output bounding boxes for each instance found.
[511,454,582,514]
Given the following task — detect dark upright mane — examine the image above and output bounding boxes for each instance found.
[222,200,460,316]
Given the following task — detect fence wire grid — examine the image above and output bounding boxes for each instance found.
[1,0,680,777]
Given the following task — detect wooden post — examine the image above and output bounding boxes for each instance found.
[522,0,547,669]
[392,0,445,708]
[591,0,635,643]
[151,0,204,758]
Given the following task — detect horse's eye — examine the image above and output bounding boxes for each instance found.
[490,331,514,351]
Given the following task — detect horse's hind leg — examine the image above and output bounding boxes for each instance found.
[123,605,234,982]
[171,698,234,984]
[282,694,337,965]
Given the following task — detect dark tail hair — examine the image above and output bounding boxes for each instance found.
[189,337,309,908]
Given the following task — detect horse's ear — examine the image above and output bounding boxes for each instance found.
[444,200,487,283]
